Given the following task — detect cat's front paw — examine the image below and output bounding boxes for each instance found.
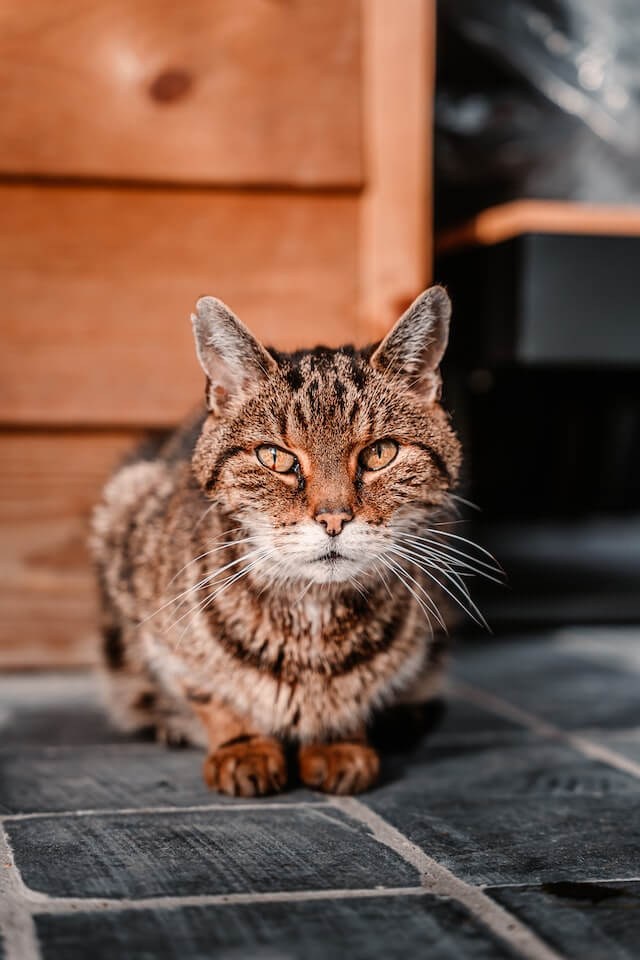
[203,735,287,797]
[298,742,380,795]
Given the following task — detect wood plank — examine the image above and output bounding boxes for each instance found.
[0,183,359,425]
[0,0,361,187]
[0,430,144,668]
[358,0,435,341]
[436,200,640,254]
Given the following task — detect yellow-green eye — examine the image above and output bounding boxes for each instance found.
[359,438,398,471]
[256,444,297,473]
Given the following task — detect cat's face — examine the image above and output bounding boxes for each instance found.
[192,289,461,586]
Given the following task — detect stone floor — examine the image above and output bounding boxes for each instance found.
[1,626,639,959]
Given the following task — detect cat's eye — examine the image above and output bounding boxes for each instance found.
[359,438,399,471]
[256,444,297,474]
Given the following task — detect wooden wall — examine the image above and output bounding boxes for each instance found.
[0,0,435,667]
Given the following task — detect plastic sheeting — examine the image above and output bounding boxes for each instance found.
[434,0,640,226]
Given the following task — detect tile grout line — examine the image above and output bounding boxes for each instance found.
[451,680,640,781]
[482,877,640,891]
[329,796,566,960]
[0,799,325,823]
[4,671,634,956]
[0,823,41,960]
[12,886,430,915]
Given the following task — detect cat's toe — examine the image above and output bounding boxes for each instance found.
[203,736,287,797]
[298,742,380,795]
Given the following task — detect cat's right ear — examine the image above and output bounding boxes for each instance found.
[369,286,451,403]
[191,297,278,413]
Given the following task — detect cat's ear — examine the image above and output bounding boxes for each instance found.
[369,286,451,403]
[191,296,278,413]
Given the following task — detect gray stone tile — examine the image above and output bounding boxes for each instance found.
[369,698,523,775]
[0,672,122,746]
[34,896,522,960]
[364,737,640,886]
[434,698,523,741]
[488,881,640,960]
[0,745,318,815]
[376,725,541,792]
[551,626,640,675]
[7,807,418,899]
[588,731,640,768]
[453,637,640,730]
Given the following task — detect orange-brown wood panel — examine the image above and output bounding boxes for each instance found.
[1,183,359,426]
[358,0,435,340]
[0,430,145,668]
[0,0,362,186]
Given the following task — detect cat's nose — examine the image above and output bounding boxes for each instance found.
[314,508,353,537]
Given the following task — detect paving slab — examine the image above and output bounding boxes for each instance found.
[429,698,524,740]
[363,737,640,886]
[0,744,319,815]
[488,881,640,960]
[2,630,640,959]
[7,806,418,899]
[34,895,522,960]
[453,637,640,730]
[0,673,120,747]
[586,730,640,769]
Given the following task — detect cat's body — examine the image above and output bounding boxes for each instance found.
[91,288,468,796]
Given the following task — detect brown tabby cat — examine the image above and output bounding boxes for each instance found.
[91,286,488,797]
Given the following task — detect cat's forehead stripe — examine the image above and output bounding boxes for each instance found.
[282,347,369,386]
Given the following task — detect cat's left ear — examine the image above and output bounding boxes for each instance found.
[370,286,451,403]
[191,296,278,413]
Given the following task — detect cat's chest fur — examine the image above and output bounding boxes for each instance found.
[148,525,430,741]
[94,423,445,744]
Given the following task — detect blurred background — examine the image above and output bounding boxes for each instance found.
[1,0,639,670]
[434,0,640,627]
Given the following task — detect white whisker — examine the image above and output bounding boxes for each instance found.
[372,559,394,600]
[379,553,446,630]
[292,578,314,605]
[349,575,368,600]
[172,551,275,646]
[375,555,438,636]
[397,533,504,582]
[141,545,267,624]
[390,544,484,621]
[389,545,490,631]
[447,492,481,512]
[165,535,263,589]
[421,528,502,567]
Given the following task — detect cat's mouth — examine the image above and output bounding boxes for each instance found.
[312,552,348,564]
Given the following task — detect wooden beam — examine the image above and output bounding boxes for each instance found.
[358,0,435,342]
[436,200,640,254]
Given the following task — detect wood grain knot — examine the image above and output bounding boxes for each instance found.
[149,69,193,103]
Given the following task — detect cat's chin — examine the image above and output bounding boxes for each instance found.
[297,554,366,586]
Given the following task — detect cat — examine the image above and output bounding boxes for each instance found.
[91,285,484,797]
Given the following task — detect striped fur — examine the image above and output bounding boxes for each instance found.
[91,287,462,793]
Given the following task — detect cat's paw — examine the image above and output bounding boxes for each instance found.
[298,742,380,795]
[203,736,287,797]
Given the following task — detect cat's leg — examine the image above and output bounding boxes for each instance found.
[191,696,287,797]
[298,726,380,795]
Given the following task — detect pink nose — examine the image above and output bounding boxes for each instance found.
[314,509,353,537]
